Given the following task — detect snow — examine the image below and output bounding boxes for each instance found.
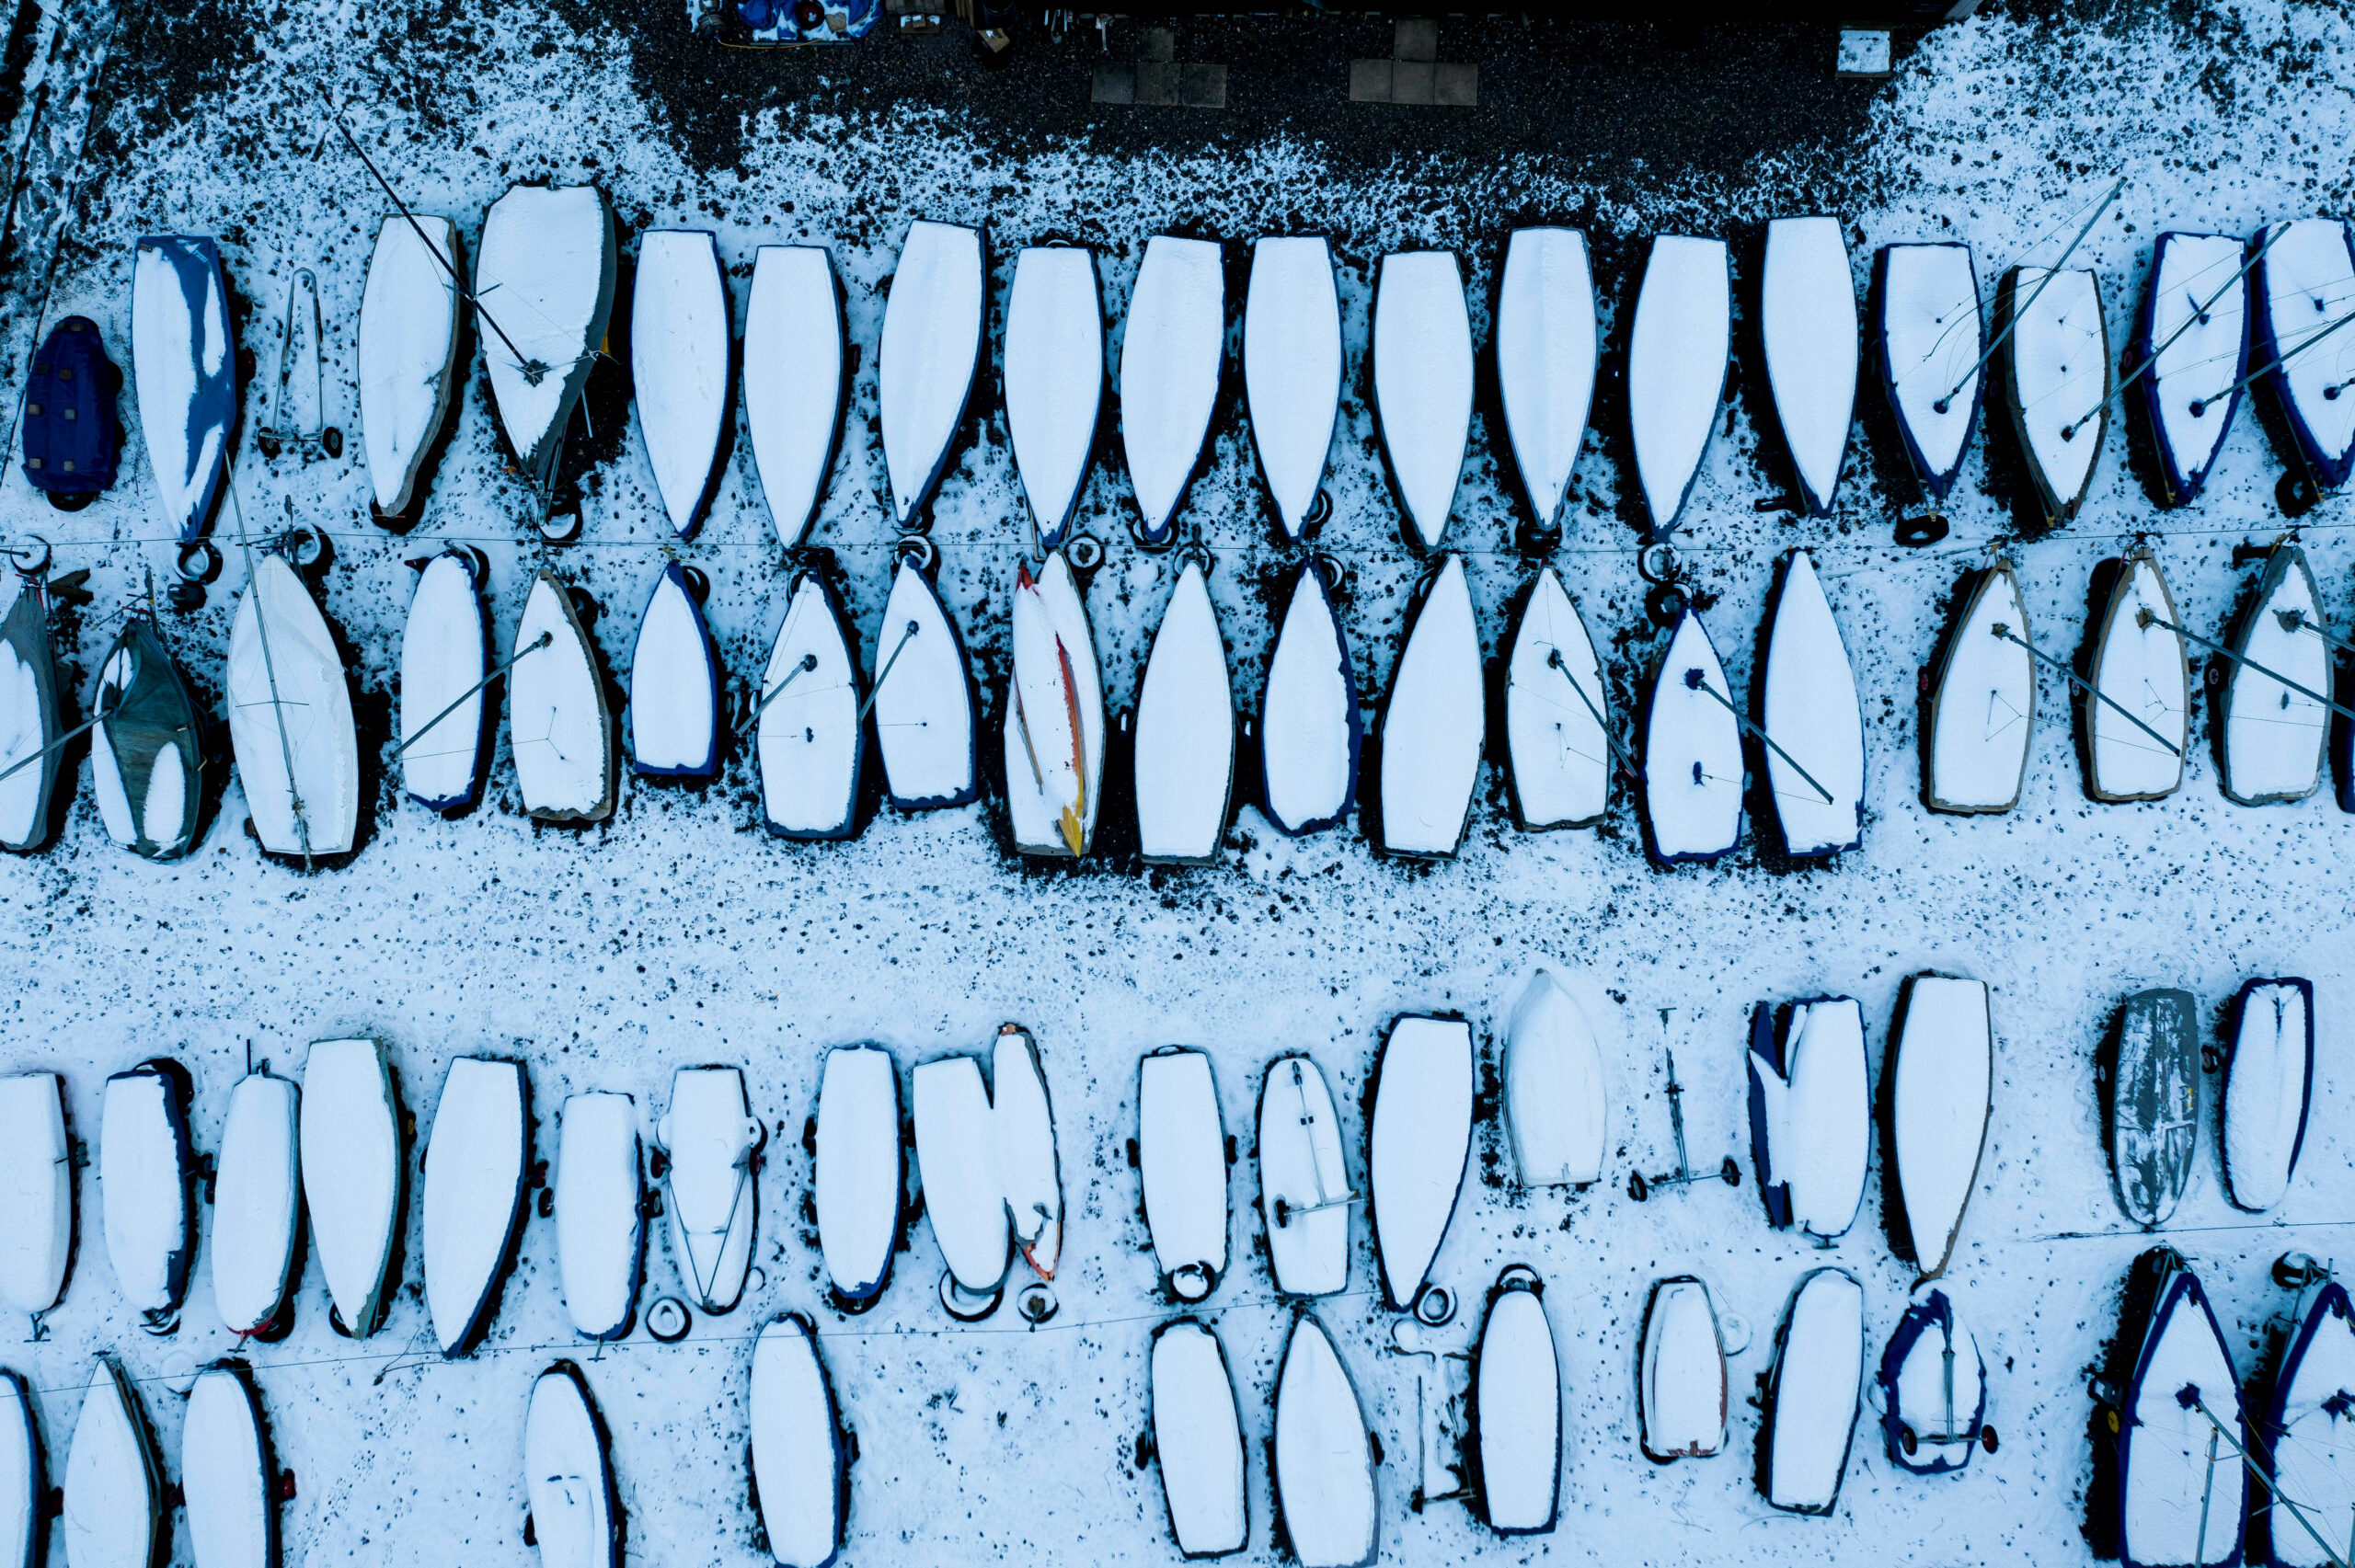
[1118,235,1223,543]
[815,1045,901,1303]
[0,1372,31,1568]
[991,1025,1062,1281]
[1640,1278,1726,1460]
[398,551,489,811]
[1132,559,1234,864]
[1494,227,1596,529]
[1138,1047,1227,1300]
[63,1360,157,1568]
[1924,563,2034,813]
[1885,1291,1983,1471]
[183,1367,271,1568]
[511,571,616,821]
[1271,1315,1375,1568]
[1370,251,1472,550]
[0,1073,68,1316]
[2109,990,2199,1229]
[1761,217,1858,515]
[1889,976,1990,1280]
[99,1064,190,1318]
[554,1091,643,1339]
[1760,550,1864,857]
[1504,567,1607,830]
[476,185,615,487]
[1004,552,1102,857]
[2256,218,2355,485]
[1641,609,1741,862]
[2221,979,2311,1213]
[1474,1281,1559,1532]
[1257,1055,1350,1299]
[2088,550,2188,801]
[1149,1320,1246,1558]
[2137,232,2246,503]
[2220,545,2327,805]
[0,588,53,851]
[1503,970,1606,1188]
[1748,997,1869,1242]
[912,1054,1007,1296]
[871,560,976,809]
[422,1055,528,1355]
[1258,563,1357,835]
[742,246,845,550]
[1002,246,1103,547]
[631,230,729,540]
[2120,1267,2244,1568]
[658,1066,760,1312]
[299,1038,402,1337]
[1368,1015,1471,1311]
[878,219,984,526]
[524,1365,616,1568]
[1626,235,1729,533]
[209,1070,300,1335]
[2002,266,2108,523]
[1763,1267,1864,1514]
[88,617,200,859]
[129,236,230,539]
[1243,237,1343,539]
[756,573,862,839]
[356,214,460,517]
[227,554,361,857]
[2268,1287,2355,1568]
[1874,243,1981,498]
[1376,555,1481,857]
[629,564,721,778]
[749,1315,844,1568]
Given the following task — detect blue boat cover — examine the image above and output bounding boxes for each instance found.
[20,317,123,501]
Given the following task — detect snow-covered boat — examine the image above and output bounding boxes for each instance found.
[1374,555,1481,858]
[554,1092,643,1341]
[993,1024,1062,1284]
[1495,226,1596,531]
[1761,216,1858,515]
[656,1066,761,1314]
[299,1037,405,1338]
[1470,1266,1560,1534]
[1759,549,1864,857]
[182,1363,275,1568]
[1243,237,1342,541]
[422,1056,529,1356]
[2131,232,2248,507]
[91,612,205,860]
[1503,567,1608,830]
[210,1070,301,1338]
[228,554,360,860]
[2252,218,2355,492]
[1885,974,1992,1280]
[1139,1047,1228,1303]
[1758,1266,1865,1514]
[1626,235,1729,534]
[2259,1275,2355,1567]
[1746,996,1868,1242]
[398,549,492,813]
[632,230,729,540]
[131,235,235,541]
[1368,1014,1472,1314]
[0,1072,72,1319]
[913,1054,1006,1312]
[1872,242,1982,502]
[871,558,977,812]
[2105,989,2199,1229]
[815,1044,902,1308]
[1877,1288,1987,1474]
[1504,970,1605,1189]
[1258,561,1359,836]
[2084,548,2188,803]
[1003,244,1103,550]
[1,1368,43,1568]
[742,245,845,550]
[358,214,462,520]
[1638,1276,1728,1461]
[749,1314,847,1568]
[2220,978,2313,1214]
[1271,1314,1376,1568]
[1641,608,1742,864]
[755,570,865,840]
[1998,265,2109,527]
[1922,560,2034,815]
[1132,558,1234,864]
[1149,1318,1246,1559]
[0,574,64,854]
[2219,544,2327,806]
[62,1357,162,1568]
[1258,1055,1350,1299]
[511,571,617,823]
[99,1059,196,1330]
[1371,250,1473,549]
[628,563,721,779]
[524,1361,620,1568]
[1004,552,1103,858]
[1120,235,1223,547]
[2114,1251,2245,1568]
[879,219,985,527]
[476,186,616,496]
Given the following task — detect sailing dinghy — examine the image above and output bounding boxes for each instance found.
[1626,235,1729,535]
[1878,1288,1987,1474]
[62,1357,162,1568]
[99,1059,197,1330]
[299,1037,405,1338]
[1132,557,1234,864]
[1120,235,1224,548]
[1503,567,1607,830]
[0,1368,40,1568]
[1258,561,1359,836]
[1885,974,1992,1281]
[421,1056,529,1356]
[1758,1266,1866,1515]
[913,1053,1007,1315]
[476,185,616,498]
[1368,1014,1473,1314]
[1760,216,1858,515]
[1003,244,1104,551]
[1271,1314,1376,1568]
[815,1043,902,1308]
[879,219,985,527]
[357,214,462,520]
[2253,218,2355,492]
[91,612,205,859]
[2219,977,2313,1214]
[1641,608,1741,864]
[993,1024,1063,1285]
[1998,265,2110,527]
[1504,970,1606,1189]
[755,570,865,840]
[523,1362,622,1568]
[872,558,978,811]
[209,1070,301,1339]
[1495,226,1597,531]
[628,563,721,779]
[2131,232,2248,506]
[1639,1276,1728,1461]
[742,245,846,549]
[132,235,235,541]
[0,1072,72,1319]
[1746,996,1869,1242]
[1470,1267,1561,1534]
[398,548,492,813]
[511,571,617,823]
[1760,549,1864,856]
[2113,1251,2245,1568]
[1149,1318,1247,1558]
[1005,552,1103,858]
[656,1066,761,1314]
[1872,242,1983,503]
[631,230,729,540]
[1244,237,1343,540]
[182,1363,275,1568]
[0,572,65,853]
[749,1314,847,1568]
[2219,544,2327,806]
[1370,250,1473,549]
[2084,548,2188,802]
[1140,1047,1228,1303]
[227,553,360,860]
[1922,560,2034,814]
[2259,1275,2355,1567]
[1258,1055,1350,1298]
[1376,555,1482,858]
[2106,989,2200,1230]
[554,1092,644,1341]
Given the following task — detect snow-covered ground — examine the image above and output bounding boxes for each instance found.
[3,5,2355,1564]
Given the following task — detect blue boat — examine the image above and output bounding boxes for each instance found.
[19,317,122,509]
[131,237,236,543]
[2131,233,2249,507]
[1878,1288,1989,1475]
